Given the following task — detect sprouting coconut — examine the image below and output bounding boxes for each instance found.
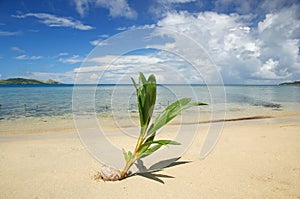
[95,72,207,181]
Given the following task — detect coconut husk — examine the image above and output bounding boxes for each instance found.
[97,165,122,181]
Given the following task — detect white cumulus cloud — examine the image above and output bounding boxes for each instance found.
[154,5,300,84]
[255,59,289,79]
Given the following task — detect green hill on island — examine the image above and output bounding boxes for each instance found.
[0,78,63,85]
[279,80,300,85]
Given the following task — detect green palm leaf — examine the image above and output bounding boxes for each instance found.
[146,98,207,137]
[118,73,207,180]
[131,73,157,136]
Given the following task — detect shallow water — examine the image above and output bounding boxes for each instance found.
[0,84,299,121]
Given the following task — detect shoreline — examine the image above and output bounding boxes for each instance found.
[1,111,300,136]
[0,114,299,141]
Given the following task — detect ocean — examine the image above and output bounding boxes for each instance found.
[0,84,299,121]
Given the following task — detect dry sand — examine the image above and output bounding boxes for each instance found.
[0,115,300,198]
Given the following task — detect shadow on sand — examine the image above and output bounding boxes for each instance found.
[128,157,191,184]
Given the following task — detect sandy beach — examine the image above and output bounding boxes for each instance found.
[1,0,300,197]
[0,114,300,199]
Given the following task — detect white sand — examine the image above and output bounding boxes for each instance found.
[0,116,300,198]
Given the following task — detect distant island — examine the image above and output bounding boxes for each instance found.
[279,80,300,85]
[0,78,63,85]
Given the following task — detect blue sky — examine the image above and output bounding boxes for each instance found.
[0,0,299,84]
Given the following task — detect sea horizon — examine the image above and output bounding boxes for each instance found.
[0,83,292,87]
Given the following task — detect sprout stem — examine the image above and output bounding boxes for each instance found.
[120,153,137,179]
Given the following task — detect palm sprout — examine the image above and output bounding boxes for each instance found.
[99,72,207,181]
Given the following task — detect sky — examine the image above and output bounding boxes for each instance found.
[0,0,299,84]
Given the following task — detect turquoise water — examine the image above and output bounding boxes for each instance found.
[0,84,299,121]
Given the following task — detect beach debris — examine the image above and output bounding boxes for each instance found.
[95,73,207,181]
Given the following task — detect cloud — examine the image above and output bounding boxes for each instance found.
[84,54,165,67]
[214,0,259,14]
[13,13,94,30]
[51,52,69,59]
[89,35,110,46]
[0,30,21,36]
[213,0,299,16]
[149,0,198,19]
[73,0,89,17]
[116,27,127,31]
[254,59,290,80]
[255,5,300,81]
[116,24,156,31]
[73,50,203,84]
[75,54,163,73]
[11,46,25,53]
[58,52,69,56]
[89,39,108,46]
[71,3,300,84]
[90,34,109,46]
[260,0,298,12]
[59,55,83,64]
[72,0,137,19]
[153,5,300,84]
[15,54,42,60]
